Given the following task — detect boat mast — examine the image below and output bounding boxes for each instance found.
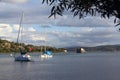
[44,27,46,52]
[16,12,24,44]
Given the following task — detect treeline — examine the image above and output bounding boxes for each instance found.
[0,39,65,53]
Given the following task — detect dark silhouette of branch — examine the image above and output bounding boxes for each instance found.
[42,0,120,26]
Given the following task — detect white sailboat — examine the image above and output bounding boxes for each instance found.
[40,51,53,58]
[15,12,32,61]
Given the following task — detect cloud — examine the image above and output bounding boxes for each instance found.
[0,24,12,32]
[13,24,19,31]
[1,0,28,3]
[0,24,16,41]
[27,27,36,32]
[0,0,116,28]
[31,35,45,41]
[41,27,119,47]
[0,23,119,47]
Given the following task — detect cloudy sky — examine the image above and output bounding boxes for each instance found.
[0,0,120,48]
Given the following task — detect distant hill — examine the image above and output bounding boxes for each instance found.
[66,45,120,52]
[0,39,65,53]
[1,39,120,53]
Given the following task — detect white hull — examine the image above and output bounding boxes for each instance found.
[40,54,53,58]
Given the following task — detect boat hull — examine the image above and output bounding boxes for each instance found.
[15,55,31,61]
[40,54,53,58]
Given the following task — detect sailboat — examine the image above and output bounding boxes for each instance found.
[15,12,32,61]
[40,27,53,58]
[40,51,53,58]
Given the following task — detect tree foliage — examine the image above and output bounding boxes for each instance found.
[42,0,120,26]
[0,39,65,53]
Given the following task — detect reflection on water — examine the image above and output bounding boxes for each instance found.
[0,52,120,80]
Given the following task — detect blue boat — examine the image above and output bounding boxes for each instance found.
[41,51,53,58]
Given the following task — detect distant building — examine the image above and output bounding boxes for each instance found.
[64,49,67,53]
[76,48,86,53]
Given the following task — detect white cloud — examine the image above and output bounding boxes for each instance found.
[0,0,116,27]
[13,24,19,31]
[30,35,45,41]
[1,0,28,3]
[0,24,12,32]
[0,24,120,47]
[28,27,36,32]
[0,24,17,41]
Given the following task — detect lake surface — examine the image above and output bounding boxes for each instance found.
[0,52,120,80]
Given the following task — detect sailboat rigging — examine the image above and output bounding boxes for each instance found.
[40,27,53,58]
[15,12,32,61]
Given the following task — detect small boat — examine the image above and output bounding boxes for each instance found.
[76,48,86,53]
[15,51,31,61]
[40,26,53,58]
[41,51,53,58]
[15,55,31,61]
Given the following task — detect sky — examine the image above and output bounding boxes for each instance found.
[0,0,120,48]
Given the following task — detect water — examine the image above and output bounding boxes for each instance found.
[0,52,120,80]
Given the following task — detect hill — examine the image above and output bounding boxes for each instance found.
[66,45,120,52]
[0,39,65,53]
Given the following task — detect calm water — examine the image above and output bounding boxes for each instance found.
[0,52,120,80]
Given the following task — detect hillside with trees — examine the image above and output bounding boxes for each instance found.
[0,39,65,53]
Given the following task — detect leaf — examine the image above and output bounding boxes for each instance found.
[48,13,54,18]
[61,0,66,8]
[51,6,55,13]
[115,23,120,26]
[114,18,116,23]
[50,0,55,5]
[42,0,45,4]
[91,9,94,16]
[57,6,62,13]
[46,0,48,4]
[57,11,63,16]
[71,7,76,12]
[74,11,79,16]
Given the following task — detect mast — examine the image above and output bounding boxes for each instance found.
[16,12,24,44]
[44,27,46,52]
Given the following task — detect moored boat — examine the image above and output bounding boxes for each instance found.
[14,12,32,61]
[41,51,53,58]
[15,54,31,61]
